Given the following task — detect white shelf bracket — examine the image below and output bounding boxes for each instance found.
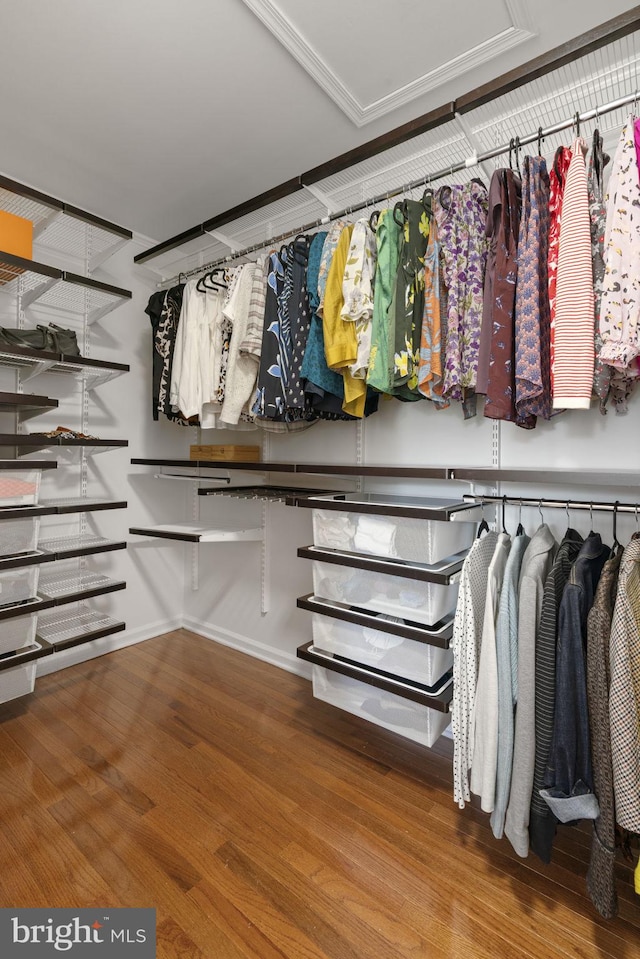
[89,237,129,273]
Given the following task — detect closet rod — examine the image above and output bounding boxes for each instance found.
[464,495,640,514]
[160,89,637,287]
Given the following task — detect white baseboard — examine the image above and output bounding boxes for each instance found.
[35,617,183,677]
[181,616,311,680]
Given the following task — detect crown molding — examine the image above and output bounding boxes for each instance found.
[241,0,536,126]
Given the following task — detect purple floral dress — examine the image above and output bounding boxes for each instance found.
[435,181,488,417]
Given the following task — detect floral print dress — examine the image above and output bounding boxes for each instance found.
[435,181,488,417]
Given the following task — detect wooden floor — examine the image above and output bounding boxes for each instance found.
[0,630,637,958]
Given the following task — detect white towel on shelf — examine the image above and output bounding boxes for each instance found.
[353,515,397,556]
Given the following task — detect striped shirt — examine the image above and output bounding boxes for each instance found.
[552,137,594,409]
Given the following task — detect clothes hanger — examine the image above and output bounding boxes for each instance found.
[514,137,522,177]
[538,498,545,526]
[516,498,525,536]
[537,126,544,157]
[611,501,621,555]
[501,495,508,535]
[588,500,595,537]
[368,210,380,231]
[573,111,581,139]
[476,497,489,538]
[565,500,571,531]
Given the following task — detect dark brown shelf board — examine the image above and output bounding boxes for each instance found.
[0,640,52,675]
[297,641,452,712]
[0,173,131,240]
[0,597,55,622]
[50,540,127,561]
[0,250,132,302]
[0,436,128,448]
[131,458,295,472]
[297,594,453,648]
[294,464,450,478]
[58,353,130,373]
[0,551,56,572]
[297,545,466,584]
[46,620,126,653]
[0,500,126,521]
[40,580,126,607]
[293,492,478,521]
[0,458,57,470]
[43,499,127,515]
[0,505,57,520]
[0,541,127,568]
[128,525,201,543]
[0,392,58,415]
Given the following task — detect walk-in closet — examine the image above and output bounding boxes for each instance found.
[0,2,638,957]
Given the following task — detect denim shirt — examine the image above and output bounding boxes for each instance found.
[541,532,610,823]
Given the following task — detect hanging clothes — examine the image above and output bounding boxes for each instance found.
[301,230,346,413]
[324,223,369,418]
[170,278,225,424]
[552,137,595,409]
[529,527,584,863]
[599,116,640,411]
[418,210,448,406]
[367,209,402,395]
[588,129,613,414]
[471,532,512,812]
[219,262,261,427]
[548,145,572,388]
[586,548,623,919]
[252,249,315,432]
[514,155,553,424]
[504,523,558,858]
[341,218,377,380]
[491,529,530,839]
[286,234,313,410]
[451,530,499,809]
[609,536,640,835]
[540,532,609,823]
[483,169,531,426]
[392,198,429,399]
[145,283,191,425]
[435,181,488,418]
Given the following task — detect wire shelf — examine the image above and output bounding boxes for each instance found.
[0,346,129,388]
[37,570,122,600]
[36,607,125,646]
[37,534,125,559]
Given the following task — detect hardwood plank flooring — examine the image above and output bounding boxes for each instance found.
[0,628,636,959]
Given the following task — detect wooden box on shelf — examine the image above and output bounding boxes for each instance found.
[0,210,33,283]
[189,445,260,463]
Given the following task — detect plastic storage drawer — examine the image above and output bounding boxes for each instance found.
[312,508,474,564]
[311,613,453,686]
[0,470,41,507]
[0,659,36,704]
[0,517,40,557]
[0,566,39,608]
[312,665,450,747]
[311,560,458,626]
[0,611,37,655]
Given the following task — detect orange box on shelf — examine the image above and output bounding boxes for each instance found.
[0,210,33,260]
[189,445,261,463]
[0,210,33,285]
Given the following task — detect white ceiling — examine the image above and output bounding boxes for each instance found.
[0,0,636,242]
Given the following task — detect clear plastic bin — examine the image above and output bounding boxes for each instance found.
[312,665,450,747]
[0,611,37,655]
[311,613,453,686]
[311,560,458,627]
[0,659,36,703]
[312,508,474,564]
[0,566,39,608]
[0,517,40,557]
[0,470,41,507]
